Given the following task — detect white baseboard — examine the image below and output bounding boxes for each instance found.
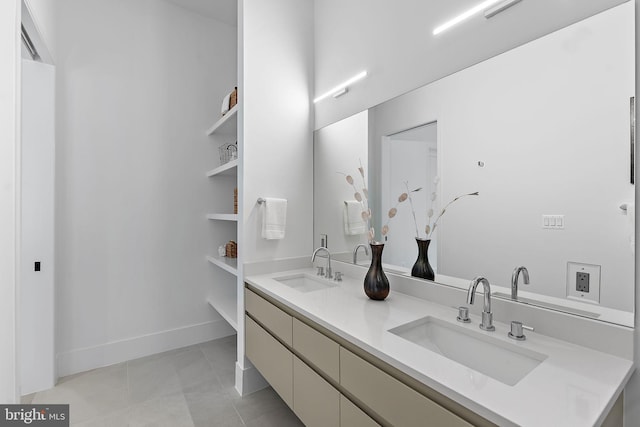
[56,319,235,377]
[235,361,268,396]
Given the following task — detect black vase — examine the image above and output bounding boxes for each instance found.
[411,238,435,281]
[364,243,390,300]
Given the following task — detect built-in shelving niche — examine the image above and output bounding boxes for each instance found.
[206,103,240,332]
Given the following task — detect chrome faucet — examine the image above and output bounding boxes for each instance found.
[467,276,495,331]
[511,266,530,300]
[353,243,369,264]
[312,247,332,279]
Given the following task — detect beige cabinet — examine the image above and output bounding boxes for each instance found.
[293,356,340,427]
[245,316,293,407]
[245,288,292,345]
[340,348,471,427]
[293,318,340,382]
[245,285,486,427]
[340,395,380,427]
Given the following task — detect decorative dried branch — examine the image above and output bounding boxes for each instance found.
[382,192,409,236]
[428,191,479,237]
[404,181,423,239]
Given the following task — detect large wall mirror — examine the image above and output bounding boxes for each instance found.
[313,3,635,327]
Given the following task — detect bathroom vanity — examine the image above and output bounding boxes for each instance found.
[244,266,632,427]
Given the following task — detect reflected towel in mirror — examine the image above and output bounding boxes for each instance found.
[344,200,366,235]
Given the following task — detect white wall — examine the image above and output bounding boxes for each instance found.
[313,110,369,255]
[46,0,237,375]
[236,0,313,394]
[0,0,20,404]
[314,0,630,130]
[240,0,314,263]
[21,59,55,394]
[370,3,634,312]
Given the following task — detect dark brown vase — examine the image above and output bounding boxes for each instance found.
[364,243,390,300]
[411,238,435,280]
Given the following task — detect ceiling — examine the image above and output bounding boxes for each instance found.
[163,0,237,26]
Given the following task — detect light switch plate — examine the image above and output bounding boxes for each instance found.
[542,215,565,229]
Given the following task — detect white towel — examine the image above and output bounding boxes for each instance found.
[262,198,287,240]
[221,92,231,116]
[627,203,635,254]
[343,200,366,235]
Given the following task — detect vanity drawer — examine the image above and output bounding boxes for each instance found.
[340,395,380,427]
[245,288,292,346]
[293,318,340,382]
[340,348,471,427]
[293,356,340,427]
[245,315,293,407]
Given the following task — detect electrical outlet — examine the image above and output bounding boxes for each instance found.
[576,272,589,292]
[566,262,600,304]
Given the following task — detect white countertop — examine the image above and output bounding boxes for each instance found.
[245,268,634,427]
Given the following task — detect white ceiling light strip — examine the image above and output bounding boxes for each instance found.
[313,71,368,103]
[483,0,523,19]
[433,0,508,35]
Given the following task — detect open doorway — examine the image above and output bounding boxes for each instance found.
[381,122,438,271]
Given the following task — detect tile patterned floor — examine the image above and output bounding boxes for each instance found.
[22,335,304,427]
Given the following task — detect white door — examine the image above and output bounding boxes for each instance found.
[20,58,55,394]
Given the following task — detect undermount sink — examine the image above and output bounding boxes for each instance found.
[274,273,338,293]
[388,316,547,386]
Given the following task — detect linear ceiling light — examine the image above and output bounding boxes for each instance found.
[484,0,522,19]
[313,71,368,103]
[433,0,503,35]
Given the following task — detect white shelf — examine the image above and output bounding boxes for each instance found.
[205,99,240,338]
[207,213,238,221]
[206,105,238,136]
[207,159,238,177]
[206,255,238,276]
[207,296,238,331]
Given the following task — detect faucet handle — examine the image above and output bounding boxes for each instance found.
[480,312,495,331]
[334,272,343,282]
[508,321,534,341]
[456,306,471,323]
[316,266,324,276]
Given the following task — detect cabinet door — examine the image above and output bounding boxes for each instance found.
[340,395,380,427]
[293,318,340,382]
[293,356,340,427]
[340,348,472,427]
[245,316,293,407]
[245,288,292,345]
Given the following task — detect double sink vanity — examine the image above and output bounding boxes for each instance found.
[244,257,633,427]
